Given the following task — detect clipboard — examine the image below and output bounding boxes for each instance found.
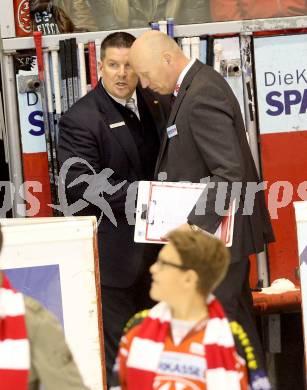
[134,181,235,247]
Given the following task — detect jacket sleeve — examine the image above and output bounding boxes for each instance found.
[187,81,245,233]
[230,320,271,389]
[25,296,89,390]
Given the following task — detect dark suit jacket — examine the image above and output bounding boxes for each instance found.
[58,82,169,287]
[156,60,274,263]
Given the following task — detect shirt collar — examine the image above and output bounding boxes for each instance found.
[173,58,196,97]
[100,79,138,106]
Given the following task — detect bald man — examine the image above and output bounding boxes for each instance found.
[129,31,274,368]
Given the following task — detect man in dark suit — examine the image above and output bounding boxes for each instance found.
[57,32,169,385]
[129,31,275,368]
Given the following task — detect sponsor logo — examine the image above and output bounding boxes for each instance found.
[157,351,205,380]
[17,0,31,33]
[264,70,307,116]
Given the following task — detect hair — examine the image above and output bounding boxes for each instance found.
[166,229,230,298]
[100,32,136,60]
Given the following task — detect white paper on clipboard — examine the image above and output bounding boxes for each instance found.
[134,181,235,246]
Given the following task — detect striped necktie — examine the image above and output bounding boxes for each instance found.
[125,97,139,118]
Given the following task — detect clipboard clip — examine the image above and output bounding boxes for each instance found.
[140,204,147,220]
[147,200,156,225]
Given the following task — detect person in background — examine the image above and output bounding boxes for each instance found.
[0,225,89,390]
[129,30,275,372]
[57,32,169,386]
[111,0,211,27]
[29,0,75,34]
[112,229,271,389]
[74,0,211,31]
[54,0,97,31]
[211,0,307,22]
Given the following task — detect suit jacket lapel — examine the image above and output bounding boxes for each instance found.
[168,60,203,126]
[155,60,203,173]
[96,82,142,177]
[136,86,167,141]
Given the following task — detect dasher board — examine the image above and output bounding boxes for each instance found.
[0,216,106,390]
[294,201,307,381]
[134,181,235,246]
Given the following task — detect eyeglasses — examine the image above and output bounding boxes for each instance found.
[155,258,190,271]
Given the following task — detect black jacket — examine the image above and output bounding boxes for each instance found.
[156,60,274,262]
[58,82,169,287]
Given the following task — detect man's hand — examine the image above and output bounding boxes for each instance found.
[178,223,211,236]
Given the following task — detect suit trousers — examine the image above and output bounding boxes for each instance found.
[214,258,265,369]
[101,269,156,387]
[102,283,155,388]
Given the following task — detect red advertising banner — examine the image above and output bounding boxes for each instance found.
[254,33,307,284]
[13,0,32,37]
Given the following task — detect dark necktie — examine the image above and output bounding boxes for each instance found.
[170,94,176,107]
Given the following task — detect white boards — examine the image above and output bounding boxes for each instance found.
[294,201,307,378]
[0,216,106,390]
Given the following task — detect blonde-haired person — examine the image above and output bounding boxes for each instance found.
[111,229,271,390]
[0,226,89,390]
